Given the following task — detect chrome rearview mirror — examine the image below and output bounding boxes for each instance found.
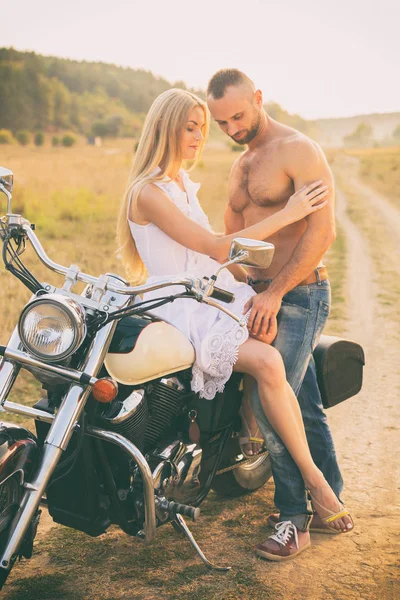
[229,237,275,269]
[0,167,13,192]
[0,167,14,213]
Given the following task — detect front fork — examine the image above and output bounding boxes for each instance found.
[0,304,123,570]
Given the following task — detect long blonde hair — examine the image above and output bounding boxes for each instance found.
[117,88,209,284]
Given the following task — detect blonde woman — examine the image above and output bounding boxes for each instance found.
[117,89,353,560]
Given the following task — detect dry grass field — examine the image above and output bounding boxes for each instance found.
[345,146,400,208]
[0,141,346,427]
[0,140,345,334]
[5,142,400,600]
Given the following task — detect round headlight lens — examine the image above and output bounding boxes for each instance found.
[18,295,86,362]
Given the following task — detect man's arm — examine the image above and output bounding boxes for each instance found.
[246,137,336,336]
[269,137,335,295]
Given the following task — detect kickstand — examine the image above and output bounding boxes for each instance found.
[171,514,231,572]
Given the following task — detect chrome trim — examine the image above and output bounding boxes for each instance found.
[0,346,97,386]
[0,442,64,567]
[107,388,145,425]
[202,295,246,326]
[86,425,156,543]
[174,514,231,571]
[0,401,54,424]
[229,237,275,269]
[160,377,185,392]
[18,294,87,362]
[206,251,249,289]
[0,167,13,191]
[0,468,24,487]
[23,223,196,296]
[45,318,119,451]
[23,225,98,282]
[0,361,20,407]
[0,167,13,213]
[105,276,197,297]
[0,327,22,406]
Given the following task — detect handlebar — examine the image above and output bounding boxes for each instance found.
[209,286,235,304]
[3,218,245,326]
[23,224,197,296]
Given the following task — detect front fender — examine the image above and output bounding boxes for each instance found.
[0,422,38,485]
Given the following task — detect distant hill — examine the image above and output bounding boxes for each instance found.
[315,112,400,147]
[0,48,398,147]
[0,48,318,141]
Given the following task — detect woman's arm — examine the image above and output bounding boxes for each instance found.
[134,181,328,263]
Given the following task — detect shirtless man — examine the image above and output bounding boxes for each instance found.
[207,69,353,561]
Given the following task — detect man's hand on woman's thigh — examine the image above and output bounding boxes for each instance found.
[249,314,278,345]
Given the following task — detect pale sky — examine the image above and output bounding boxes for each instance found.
[2,0,399,119]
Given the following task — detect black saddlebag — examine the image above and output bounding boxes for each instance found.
[314,334,365,409]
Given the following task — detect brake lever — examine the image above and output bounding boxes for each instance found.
[201,295,247,327]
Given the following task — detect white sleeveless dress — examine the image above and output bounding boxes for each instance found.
[128,169,256,400]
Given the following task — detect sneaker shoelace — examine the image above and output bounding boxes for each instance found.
[270,520,299,548]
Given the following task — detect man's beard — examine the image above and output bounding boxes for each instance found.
[231,111,262,145]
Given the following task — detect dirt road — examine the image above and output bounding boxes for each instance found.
[237,154,400,600]
[276,155,400,600]
[4,157,400,600]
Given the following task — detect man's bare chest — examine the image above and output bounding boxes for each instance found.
[229,156,293,214]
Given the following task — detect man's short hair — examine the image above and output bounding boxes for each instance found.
[207,69,255,99]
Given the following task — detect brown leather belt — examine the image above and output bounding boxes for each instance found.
[247,266,328,288]
[297,266,328,286]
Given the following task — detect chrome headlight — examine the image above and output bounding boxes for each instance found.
[18,294,87,362]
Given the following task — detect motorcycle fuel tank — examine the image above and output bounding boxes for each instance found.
[105,315,195,386]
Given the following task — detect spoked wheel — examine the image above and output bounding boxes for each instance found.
[0,474,23,589]
[211,437,272,497]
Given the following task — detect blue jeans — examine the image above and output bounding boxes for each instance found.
[250,279,344,531]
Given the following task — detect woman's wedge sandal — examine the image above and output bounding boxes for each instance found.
[309,493,354,533]
[239,408,264,458]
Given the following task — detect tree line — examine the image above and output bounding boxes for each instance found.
[0,48,317,142]
[0,48,178,138]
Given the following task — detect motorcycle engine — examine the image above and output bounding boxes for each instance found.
[98,387,148,451]
[144,376,187,449]
[97,375,203,507]
[98,376,188,452]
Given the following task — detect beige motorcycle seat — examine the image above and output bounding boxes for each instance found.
[105,321,195,386]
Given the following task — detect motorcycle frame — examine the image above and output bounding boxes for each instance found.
[0,212,250,574]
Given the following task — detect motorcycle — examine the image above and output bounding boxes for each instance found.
[0,166,365,587]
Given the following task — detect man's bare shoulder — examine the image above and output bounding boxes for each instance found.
[279,131,327,172]
[230,149,249,174]
[276,132,333,184]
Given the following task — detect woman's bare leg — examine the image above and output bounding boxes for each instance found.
[240,375,263,456]
[234,337,353,532]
